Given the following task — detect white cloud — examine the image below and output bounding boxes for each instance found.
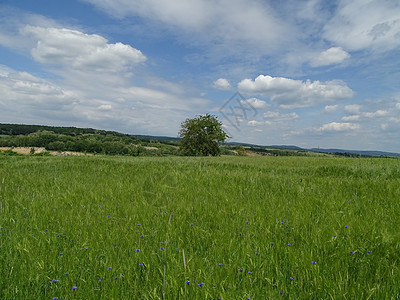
[248,120,264,126]
[310,47,350,67]
[363,110,388,118]
[246,111,298,130]
[263,111,299,122]
[396,102,400,110]
[342,115,360,122]
[240,97,268,109]
[238,75,354,108]
[98,104,112,111]
[82,0,295,57]
[324,105,338,113]
[319,122,360,132]
[0,63,210,136]
[0,17,216,136]
[0,65,77,107]
[23,26,146,72]
[246,110,298,129]
[389,117,400,123]
[212,78,231,90]
[344,104,362,115]
[323,0,400,53]
[342,106,388,121]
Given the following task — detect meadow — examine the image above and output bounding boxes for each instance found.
[0,155,400,299]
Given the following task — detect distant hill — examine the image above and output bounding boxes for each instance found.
[309,148,400,157]
[0,123,126,137]
[134,134,181,143]
[0,123,180,156]
[1,123,399,157]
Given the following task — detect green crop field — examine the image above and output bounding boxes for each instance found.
[0,155,400,299]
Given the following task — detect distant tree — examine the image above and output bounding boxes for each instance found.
[236,145,247,156]
[179,114,230,156]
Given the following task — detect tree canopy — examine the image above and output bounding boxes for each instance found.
[179,114,230,156]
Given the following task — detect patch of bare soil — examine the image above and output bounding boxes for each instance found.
[0,147,92,156]
[231,150,261,156]
[0,147,46,155]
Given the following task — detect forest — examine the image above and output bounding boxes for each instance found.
[0,123,180,156]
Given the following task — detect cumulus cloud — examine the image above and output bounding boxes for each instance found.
[240,97,268,109]
[246,110,298,129]
[23,26,146,72]
[323,0,400,53]
[0,64,210,135]
[82,0,294,57]
[248,120,264,126]
[0,65,82,126]
[0,65,77,107]
[364,110,388,118]
[342,108,388,121]
[98,104,112,111]
[238,75,354,108]
[344,104,362,115]
[342,115,360,122]
[263,111,299,122]
[324,105,338,113]
[310,47,350,67]
[319,122,360,132]
[0,15,215,136]
[396,102,400,110]
[212,78,231,90]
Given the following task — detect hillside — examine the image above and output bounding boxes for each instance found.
[1,123,399,157]
[0,123,180,156]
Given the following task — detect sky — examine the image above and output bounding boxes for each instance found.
[1,0,400,152]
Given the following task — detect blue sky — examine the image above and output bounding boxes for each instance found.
[1,0,400,152]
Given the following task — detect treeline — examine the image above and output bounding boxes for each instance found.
[0,124,180,156]
[0,123,127,137]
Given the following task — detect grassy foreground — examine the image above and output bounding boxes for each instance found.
[0,155,400,299]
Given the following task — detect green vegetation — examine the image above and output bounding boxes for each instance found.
[1,155,399,299]
[0,149,22,156]
[179,114,230,156]
[0,124,180,156]
[2,123,398,157]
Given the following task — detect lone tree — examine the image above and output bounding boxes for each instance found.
[179,113,230,156]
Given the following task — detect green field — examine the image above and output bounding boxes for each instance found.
[1,155,400,299]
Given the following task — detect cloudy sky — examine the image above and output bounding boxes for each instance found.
[1,0,400,152]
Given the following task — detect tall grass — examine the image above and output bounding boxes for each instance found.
[0,155,399,299]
